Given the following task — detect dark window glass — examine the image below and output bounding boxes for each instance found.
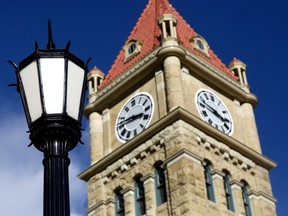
[115,190,125,216]
[155,164,167,206]
[128,42,137,54]
[196,39,205,50]
[223,174,235,212]
[204,164,216,202]
[242,183,252,216]
[135,177,146,216]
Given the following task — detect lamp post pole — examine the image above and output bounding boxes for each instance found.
[9,21,89,216]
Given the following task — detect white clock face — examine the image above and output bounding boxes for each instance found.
[195,89,233,135]
[115,92,154,143]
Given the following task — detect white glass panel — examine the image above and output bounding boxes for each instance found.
[66,60,84,120]
[40,58,65,114]
[20,61,42,122]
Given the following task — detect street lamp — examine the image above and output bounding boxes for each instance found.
[8,21,89,216]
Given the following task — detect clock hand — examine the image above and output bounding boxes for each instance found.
[200,100,229,123]
[117,113,144,126]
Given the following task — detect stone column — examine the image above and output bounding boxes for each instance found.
[87,175,107,216]
[231,180,245,215]
[141,174,156,216]
[105,199,115,216]
[211,170,226,212]
[241,102,262,153]
[249,192,277,216]
[122,187,135,216]
[102,108,112,155]
[155,70,167,118]
[163,56,185,111]
[89,112,103,164]
[166,150,204,215]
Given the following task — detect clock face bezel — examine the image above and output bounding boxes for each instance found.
[195,89,234,135]
[115,92,154,143]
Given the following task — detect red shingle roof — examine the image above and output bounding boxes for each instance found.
[229,58,242,65]
[100,0,236,87]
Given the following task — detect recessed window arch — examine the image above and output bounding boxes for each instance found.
[134,175,146,216]
[124,39,142,62]
[114,187,125,216]
[154,161,167,206]
[241,180,253,216]
[196,39,205,50]
[191,35,210,56]
[223,170,235,212]
[203,160,216,202]
[128,42,137,55]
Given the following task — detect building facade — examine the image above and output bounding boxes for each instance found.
[79,0,277,215]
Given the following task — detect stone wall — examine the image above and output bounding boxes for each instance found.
[86,120,276,216]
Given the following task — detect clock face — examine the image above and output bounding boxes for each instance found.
[195,89,233,135]
[115,92,154,143]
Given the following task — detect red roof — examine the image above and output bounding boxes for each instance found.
[229,58,242,65]
[100,0,236,87]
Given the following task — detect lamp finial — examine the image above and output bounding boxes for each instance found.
[47,20,56,49]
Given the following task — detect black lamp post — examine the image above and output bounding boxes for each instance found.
[9,21,88,216]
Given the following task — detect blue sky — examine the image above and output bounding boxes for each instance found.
[0,0,287,215]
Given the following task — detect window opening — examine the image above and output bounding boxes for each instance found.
[135,177,146,216]
[115,190,125,216]
[204,164,216,202]
[223,174,235,212]
[155,164,167,206]
[242,183,252,216]
[128,42,137,55]
[196,39,205,50]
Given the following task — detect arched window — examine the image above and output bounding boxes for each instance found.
[124,40,142,62]
[223,173,235,212]
[191,35,210,56]
[128,42,137,55]
[134,176,146,216]
[114,188,125,216]
[196,39,205,50]
[242,181,252,216]
[154,163,167,206]
[204,163,216,202]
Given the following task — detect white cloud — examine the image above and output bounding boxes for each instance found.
[0,107,88,215]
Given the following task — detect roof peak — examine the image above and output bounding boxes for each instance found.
[100,0,236,87]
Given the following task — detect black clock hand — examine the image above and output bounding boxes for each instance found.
[117,113,144,126]
[200,100,229,123]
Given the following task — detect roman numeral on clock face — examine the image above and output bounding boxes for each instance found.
[143,114,150,120]
[116,92,155,143]
[120,128,127,137]
[201,110,208,117]
[144,105,151,112]
[196,89,233,136]
[131,99,136,107]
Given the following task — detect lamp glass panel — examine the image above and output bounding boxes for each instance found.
[66,60,85,120]
[19,61,42,122]
[40,58,65,114]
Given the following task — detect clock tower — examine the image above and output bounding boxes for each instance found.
[79,0,277,215]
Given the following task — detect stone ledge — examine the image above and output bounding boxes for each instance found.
[79,107,276,181]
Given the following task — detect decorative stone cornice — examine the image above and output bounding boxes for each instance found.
[230,179,243,190]
[85,43,258,117]
[249,190,277,206]
[196,133,256,174]
[141,173,155,185]
[87,200,105,215]
[211,169,225,180]
[121,186,134,197]
[165,149,203,167]
[79,107,276,182]
[183,48,258,107]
